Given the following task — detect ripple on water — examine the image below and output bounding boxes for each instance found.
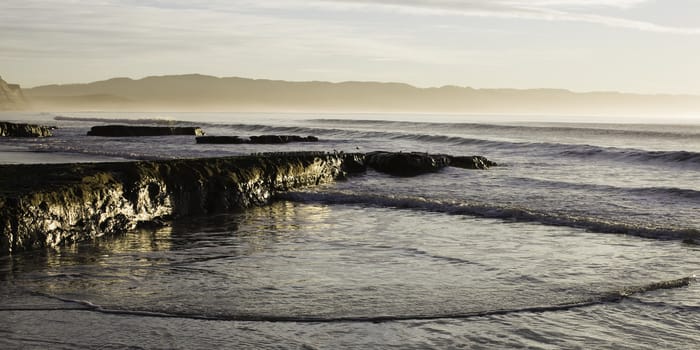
[2,202,699,348]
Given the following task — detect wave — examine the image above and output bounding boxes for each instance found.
[31,145,168,161]
[506,176,700,201]
[54,114,700,142]
[54,115,338,134]
[27,276,695,323]
[310,118,700,139]
[199,123,530,150]
[279,191,700,242]
[401,247,480,266]
[52,116,700,168]
[559,146,700,166]
[211,123,352,137]
[54,116,184,126]
[207,124,700,168]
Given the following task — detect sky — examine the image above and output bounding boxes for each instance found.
[1,0,700,94]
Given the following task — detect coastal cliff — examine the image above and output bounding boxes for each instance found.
[0,76,28,110]
[0,152,365,255]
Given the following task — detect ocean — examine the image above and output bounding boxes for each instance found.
[1,111,699,349]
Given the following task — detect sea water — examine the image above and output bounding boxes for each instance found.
[0,112,699,349]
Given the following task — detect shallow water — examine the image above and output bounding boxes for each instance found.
[1,111,699,348]
[1,202,699,349]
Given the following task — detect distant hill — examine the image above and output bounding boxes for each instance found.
[0,76,28,110]
[23,74,700,115]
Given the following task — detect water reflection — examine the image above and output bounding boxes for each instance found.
[1,200,699,349]
[1,200,333,279]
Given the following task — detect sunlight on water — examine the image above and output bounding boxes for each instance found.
[2,202,699,348]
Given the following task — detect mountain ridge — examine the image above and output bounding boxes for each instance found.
[22,74,700,115]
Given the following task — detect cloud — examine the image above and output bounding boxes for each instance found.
[0,1,288,58]
[1,0,696,65]
[0,0,469,76]
[313,0,700,35]
[511,0,647,7]
[2,0,699,91]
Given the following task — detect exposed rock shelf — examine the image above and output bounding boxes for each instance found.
[0,152,363,255]
[195,136,247,144]
[87,125,205,137]
[448,155,497,170]
[365,151,451,177]
[365,152,497,176]
[0,151,495,255]
[0,121,54,137]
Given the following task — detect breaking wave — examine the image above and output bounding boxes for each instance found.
[54,115,182,125]
[506,176,700,201]
[279,191,700,242]
[52,116,700,167]
[311,118,700,139]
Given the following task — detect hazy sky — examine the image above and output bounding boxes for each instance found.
[1,0,699,94]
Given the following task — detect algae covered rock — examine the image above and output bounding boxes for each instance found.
[449,155,497,169]
[196,136,247,144]
[0,121,54,137]
[0,152,363,255]
[365,152,497,176]
[0,149,496,255]
[365,151,451,177]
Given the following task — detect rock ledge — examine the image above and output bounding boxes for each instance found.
[0,121,54,137]
[87,125,205,137]
[0,152,362,254]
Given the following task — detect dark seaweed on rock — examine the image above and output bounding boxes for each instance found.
[448,155,497,169]
[196,136,247,144]
[365,151,496,176]
[365,151,451,177]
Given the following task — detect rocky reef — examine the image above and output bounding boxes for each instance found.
[0,121,54,137]
[0,76,28,110]
[196,136,247,144]
[87,125,205,137]
[448,155,497,170]
[365,151,451,176]
[0,152,364,255]
[0,151,496,255]
[196,135,319,144]
[364,151,496,176]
